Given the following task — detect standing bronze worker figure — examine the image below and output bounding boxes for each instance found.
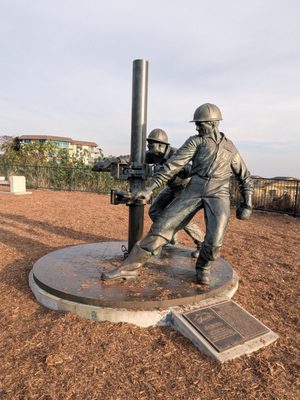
[102,103,253,285]
[146,129,204,256]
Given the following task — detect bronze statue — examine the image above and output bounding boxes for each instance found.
[102,103,253,285]
[93,129,205,257]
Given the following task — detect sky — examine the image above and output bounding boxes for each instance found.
[0,0,299,178]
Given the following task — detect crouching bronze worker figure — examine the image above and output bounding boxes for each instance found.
[102,103,253,285]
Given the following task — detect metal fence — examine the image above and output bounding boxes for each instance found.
[230,177,300,217]
[0,163,128,193]
[1,164,299,217]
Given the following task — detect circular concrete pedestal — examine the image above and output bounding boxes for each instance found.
[29,241,238,326]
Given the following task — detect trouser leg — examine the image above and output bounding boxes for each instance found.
[183,220,205,243]
[102,195,202,281]
[151,187,205,254]
[140,234,169,254]
[149,187,179,245]
[149,194,202,244]
[196,197,230,284]
[172,188,205,254]
[149,187,174,222]
[183,220,205,258]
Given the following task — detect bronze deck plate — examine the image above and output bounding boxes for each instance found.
[32,241,236,310]
[183,300,270,352]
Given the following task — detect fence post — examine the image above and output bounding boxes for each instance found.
[96,171,100,193]
[294,181,299,217]
[68,168,74,191]
[35,165,40,189]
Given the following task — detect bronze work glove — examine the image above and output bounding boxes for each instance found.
[131,189,153,204]
[236,203,252,220]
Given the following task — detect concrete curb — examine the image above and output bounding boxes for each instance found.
[29,270,239,327]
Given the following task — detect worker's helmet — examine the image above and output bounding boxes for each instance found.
[190,103,222,122]
[147,129,169,145]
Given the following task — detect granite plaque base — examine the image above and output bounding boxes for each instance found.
[171,298,279,363]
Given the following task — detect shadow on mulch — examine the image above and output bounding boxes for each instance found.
[0,191,299,400]
[0,212,121,299]
[0,211,107,243]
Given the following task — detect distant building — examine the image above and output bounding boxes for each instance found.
[15,135,102,165]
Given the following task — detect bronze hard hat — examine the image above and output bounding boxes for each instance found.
[147,129,169,145]
[190,103,222,122]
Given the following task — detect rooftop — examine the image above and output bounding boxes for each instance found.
[17,135,98,147]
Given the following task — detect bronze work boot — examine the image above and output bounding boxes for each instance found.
[195,256,211,285]
[196,268,211,285]
[101,244,152,281]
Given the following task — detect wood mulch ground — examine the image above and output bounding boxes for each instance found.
[0,189,299,400]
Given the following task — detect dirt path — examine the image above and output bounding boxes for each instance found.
[0,190,299,400]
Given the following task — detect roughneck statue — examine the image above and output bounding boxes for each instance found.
[102,103,253,285]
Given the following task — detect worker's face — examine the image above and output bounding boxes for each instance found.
[147,141,167,157]
[195,121,214,136]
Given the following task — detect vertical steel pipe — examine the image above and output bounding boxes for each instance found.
[128,59,149,251]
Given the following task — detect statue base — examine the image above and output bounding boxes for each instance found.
[29,241,238,327]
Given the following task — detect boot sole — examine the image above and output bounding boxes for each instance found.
[196,280,210,285]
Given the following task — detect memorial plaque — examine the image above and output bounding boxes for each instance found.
[183,300,270,352]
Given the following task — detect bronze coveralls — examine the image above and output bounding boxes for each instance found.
[146,146,204,245]
[140,132,253,268]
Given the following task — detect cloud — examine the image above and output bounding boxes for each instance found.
[0,0,299,176]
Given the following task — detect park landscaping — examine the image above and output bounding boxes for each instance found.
[0,190,299,399]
